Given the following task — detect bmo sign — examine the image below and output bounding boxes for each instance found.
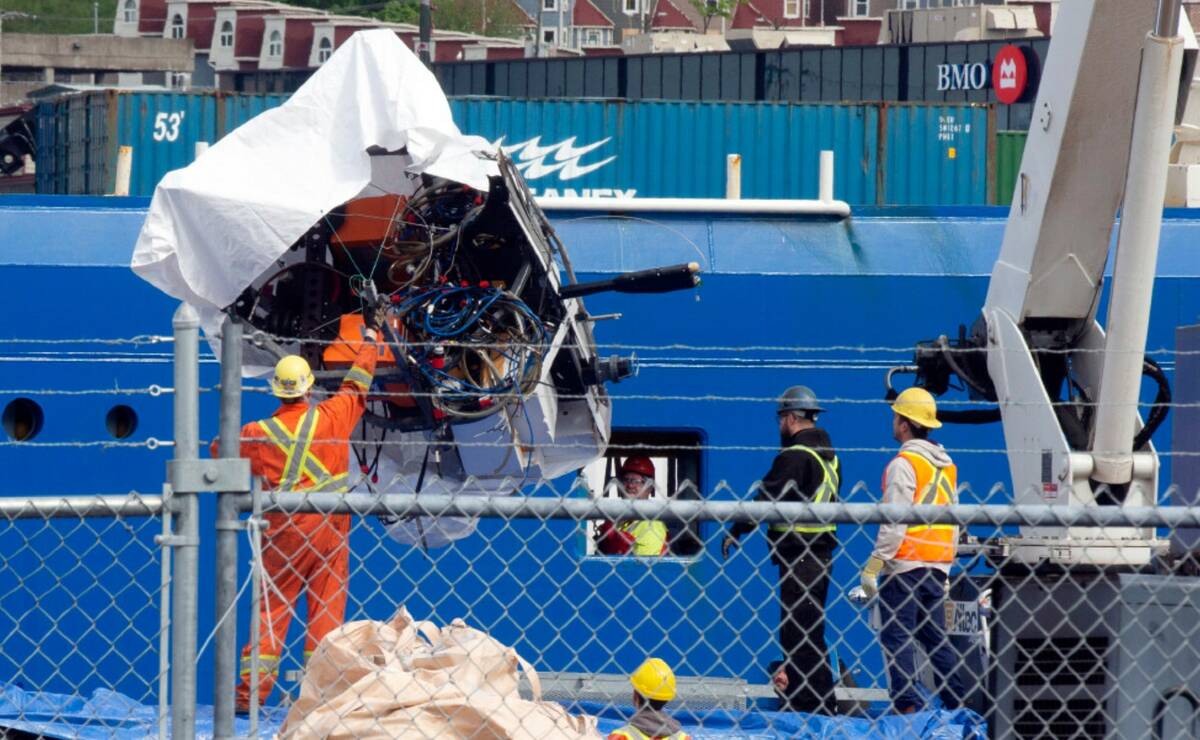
[936,44,1029,104]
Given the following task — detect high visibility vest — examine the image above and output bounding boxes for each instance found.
[890,450,957,563]
[257,408,350,493]
[618,520,668,556]
[769,446,839,534]
[608,724,691,740]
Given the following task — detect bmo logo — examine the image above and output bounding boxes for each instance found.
[937,62,989,93]
[935,44,1030,104]
[992,45,1028,104]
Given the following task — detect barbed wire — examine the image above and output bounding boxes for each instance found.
[0,334,1194,356]
[0,439,171,449]
[236,332,1199,355]
[0,336,174,345]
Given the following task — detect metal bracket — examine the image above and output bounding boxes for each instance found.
[168,458,252,494]
[155,534,200,547]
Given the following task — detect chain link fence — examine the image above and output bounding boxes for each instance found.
[211,489,1200,740]
[2,318,1200,740]
[0,494,170,737]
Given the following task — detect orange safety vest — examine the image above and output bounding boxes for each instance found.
[887,450,957,563]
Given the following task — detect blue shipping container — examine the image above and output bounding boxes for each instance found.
[36,91,223,197]
[450,99,881,203]
[881,104,993,205]
[33,92,993,206]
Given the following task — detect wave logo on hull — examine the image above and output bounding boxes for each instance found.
[495,136,616,181]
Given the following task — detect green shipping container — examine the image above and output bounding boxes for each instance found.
[994,130,1027,206]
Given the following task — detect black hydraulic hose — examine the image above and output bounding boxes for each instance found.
[1133,357,1171,451]
[937,408,1003,425]
[938,336,994,400]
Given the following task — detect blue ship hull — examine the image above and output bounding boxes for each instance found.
[1,196,1198,706]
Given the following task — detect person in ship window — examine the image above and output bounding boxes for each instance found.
[596,456,669,556]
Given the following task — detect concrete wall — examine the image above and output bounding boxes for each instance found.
[0,34,193,106]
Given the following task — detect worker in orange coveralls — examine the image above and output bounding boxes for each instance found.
[219,316,379,712]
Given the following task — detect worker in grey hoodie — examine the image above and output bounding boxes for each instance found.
[608,658,691,740]
[860,387,968,714]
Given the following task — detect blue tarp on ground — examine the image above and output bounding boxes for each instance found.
[0,684,985,739]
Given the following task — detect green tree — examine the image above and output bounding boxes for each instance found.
[0,1,118,35]
[431,0,527,38]
[690,0,736,33]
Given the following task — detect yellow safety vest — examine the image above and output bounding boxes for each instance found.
[769,445,839,534]
[257,408,349,493]
[608,725,691,740]
[619,520,668,556]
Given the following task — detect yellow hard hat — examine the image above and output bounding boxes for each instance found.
[270,355,314,399]
[891,386,942,429]
[631,658,676,702]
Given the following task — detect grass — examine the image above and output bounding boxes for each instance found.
[1,0,120,35]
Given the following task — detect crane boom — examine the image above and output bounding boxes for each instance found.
[892,0,1195,565]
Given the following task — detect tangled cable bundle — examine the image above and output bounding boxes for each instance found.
[394,285,548,418]
[232,160,571,437]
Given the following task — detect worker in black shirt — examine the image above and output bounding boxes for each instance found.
[722,385,840,715]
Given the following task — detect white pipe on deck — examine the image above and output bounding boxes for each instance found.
[536,197,851,218]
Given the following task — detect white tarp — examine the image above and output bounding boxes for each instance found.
[130,29,496,320]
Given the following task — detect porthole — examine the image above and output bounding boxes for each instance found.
[3,398,44,441]
[105,404,139,440]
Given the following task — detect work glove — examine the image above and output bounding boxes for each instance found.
[363,302,384,331]
[860,556,885,599]
[721,534,740,560]
[361,279,385,332]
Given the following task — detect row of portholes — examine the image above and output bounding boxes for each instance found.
[2,398,139,442]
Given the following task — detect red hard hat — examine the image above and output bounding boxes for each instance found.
[619,456,655,478]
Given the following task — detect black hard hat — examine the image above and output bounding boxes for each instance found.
[778,385,824,416]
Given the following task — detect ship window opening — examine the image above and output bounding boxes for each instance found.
[106,405,139,440]
[3,398,44,441]
[581,429,704,558]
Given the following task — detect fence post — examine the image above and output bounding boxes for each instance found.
[170,303,201,738]
[213,315,243,739]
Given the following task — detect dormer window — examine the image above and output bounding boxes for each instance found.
[123,0,138,23]
[219,20,234,48]
[170,13,185,39]
[318,36,333,63]
[267,30,282,57]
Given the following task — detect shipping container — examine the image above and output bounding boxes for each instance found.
[879,103,993,206]
[33,92,995,206]
[450,98,881,203]
[994,130,1027,206]
[35,91,284,198]
[434,39,1048,130]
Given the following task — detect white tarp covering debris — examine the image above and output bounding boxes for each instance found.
[130,29,496,320]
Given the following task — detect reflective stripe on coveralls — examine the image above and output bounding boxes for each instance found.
[257,409,349,493]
